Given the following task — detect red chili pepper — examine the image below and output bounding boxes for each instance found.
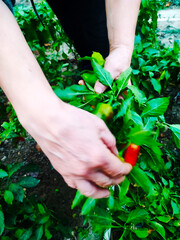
[123,143,140,167]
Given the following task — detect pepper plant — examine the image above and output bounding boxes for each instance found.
[53,52,180,240]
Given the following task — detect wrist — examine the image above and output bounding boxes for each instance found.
[16,87,65,129]
[107,45,133,69]
[109,44,133,57]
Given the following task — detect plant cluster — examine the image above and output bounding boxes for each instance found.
[0,162,53,239]
[0,161,74,239]
[53,51,180,239]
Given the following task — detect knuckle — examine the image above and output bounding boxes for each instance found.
[97,118,106,130]
[101,180,112,188]
[93,154,106,168]
[110,135,116,147]
[78,166,89,177]
[114,176,125,185]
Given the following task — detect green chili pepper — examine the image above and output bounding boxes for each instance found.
[93,103,114,121]
[81,72,97,86]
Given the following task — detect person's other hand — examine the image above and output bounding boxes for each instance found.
[94,46,132,93]
[21,99,132,199]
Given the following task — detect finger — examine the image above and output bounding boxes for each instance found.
[99,127,118,156]
[88,171,125,188]
[94,80,107,94]
[75,179,110,199]
[63,176,77,189]
[101,149,132,178]
[78,80,85,86]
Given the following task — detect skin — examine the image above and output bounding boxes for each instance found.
[94,0,141,93]
[0,0,140,199]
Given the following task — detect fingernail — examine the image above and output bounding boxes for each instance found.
[114,147,119,156]
[104,192,110,198]
[94,86,103,94]
[105,194,110,198]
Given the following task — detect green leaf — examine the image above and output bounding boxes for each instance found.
[108,195,115,210]
[0,169,8,178]
[37,203,46,214]
[8,183,25,202]
[81,198,96,215]
[148,221,166,239]
[161,177,168,186]
[35,225,43,240]
[156,215,171,223]
[4,190,14,205]
[171,200,180,215]
[115,97,133,119]
[143,144,165,172]
[141,97,169,118]
[127,208,148,223]
[119,177,130,200]
[129,166,156,195]
[144,48,160,56]
[91,52,105,66]
[15,229,25,238]
[54,85,91,102]
[38,215,49,224]
[20,228,33,240]
[7,162,24,178]
[151,78,161,94]
[44,228,52,240]
[127,125,154,146]
[169,124,180,149]
[78,56,92,61]
[144,117,157,131]
[1,237,11,240]
[173,220,180,227]
[92,59,113,88]
[116,67,132,96]
[18,176,40,188]
[128,85,147,105]
[133,228,149,238]
[71,190,84,209]
[130,111,144,127]
[0,210,5,235]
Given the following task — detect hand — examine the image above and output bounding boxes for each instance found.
[94,46,132,93]
[20,98,132,199]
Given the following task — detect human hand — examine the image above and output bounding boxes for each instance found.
[94,46,132,94]
[20,98,132,199]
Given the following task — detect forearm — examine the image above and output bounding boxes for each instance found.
[105,0,141,52]
[0,1,62,123]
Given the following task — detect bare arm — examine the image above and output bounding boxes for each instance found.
[0,1,132,198]
[94,0,141,93]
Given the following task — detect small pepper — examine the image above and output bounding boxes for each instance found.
[123,143,140,167]
[93,103,113,121]
[81,72,97,86]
